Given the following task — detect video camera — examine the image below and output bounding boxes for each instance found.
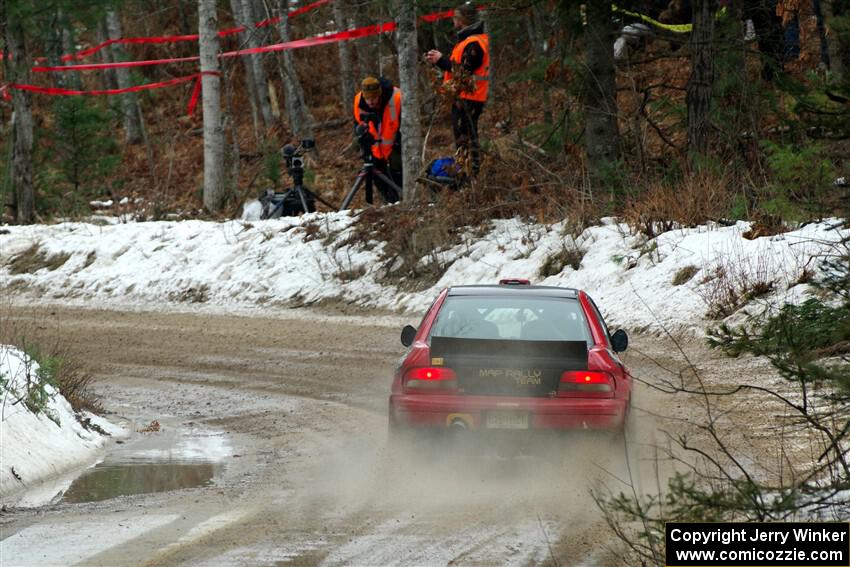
[358,111,378,124]
[282,139,315,172]
[354,123,375,163]
[258,139,318,219]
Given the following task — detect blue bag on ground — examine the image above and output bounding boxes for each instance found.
[429,158,457,178]
[425,157,462,190]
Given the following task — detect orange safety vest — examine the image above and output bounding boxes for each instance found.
[353,87,402,160]
[443,34,490,102]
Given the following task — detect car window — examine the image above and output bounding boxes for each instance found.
[429,296,590,343]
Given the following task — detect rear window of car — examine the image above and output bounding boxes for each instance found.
[429,296,590,343]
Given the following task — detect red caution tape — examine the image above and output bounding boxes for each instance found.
[2,71,220,115]
[187,74,205,116]
[33,10,456,73]
[34,55,201,73]
[0,0,331,64]
[420,10,456,23]
[3,6,461,112]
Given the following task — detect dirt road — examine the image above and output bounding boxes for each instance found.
[0,305,691,566]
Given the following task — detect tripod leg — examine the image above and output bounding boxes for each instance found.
[295,184,337,210]
[374,171,402,204]
[313,193,338,211]
[296,186,312,214]
[340,173,365,211]
[365,173,373,205]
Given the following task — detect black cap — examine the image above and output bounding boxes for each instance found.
[456,2,477,24]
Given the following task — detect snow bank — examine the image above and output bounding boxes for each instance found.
[0,346,121,498]
[0,213,846,333]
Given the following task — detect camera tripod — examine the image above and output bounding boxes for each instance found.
[339,129,402,211]
[339,158,402,211]
[260,142,335,218]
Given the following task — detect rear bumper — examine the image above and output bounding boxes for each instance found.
[389,393,627,431]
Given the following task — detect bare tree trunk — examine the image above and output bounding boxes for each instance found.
[229,0,262,143]
[276,0,314,139]
[0,0,11,220]
[687,0,716,158]
[199,0,226,212]
[481,8,495,100]
[354,9,379,77]
[5,18,34,223]
[94,19,118,92]
[106,10,143,144]
[240,0,274,130]
[59,10,83,90]
[583,0,620,179]
[394,0,421,202]
[46,8,77,89]
[250,0,280,120]
[529,3,552,125]
[333,0,356,111]
[820,0,844,79]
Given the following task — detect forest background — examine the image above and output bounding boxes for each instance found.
[1,0,848,232]
[3,2,850,563]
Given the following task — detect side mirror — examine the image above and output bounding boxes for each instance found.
[401,325,417,347]
[611,329,629,353]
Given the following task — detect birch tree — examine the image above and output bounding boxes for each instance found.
[333,0,356,112]
[229,0,261,141]
[354,8,379,78]
[240,0,274,130]
[106,9,143,144]
[394,0,421,202]
[2,1,35,223]
[276,0,314,139]
[199,0,226,212]
[96,17,119,91]
[45,8,81,90]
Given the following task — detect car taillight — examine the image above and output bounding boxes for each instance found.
[403,367,458,390]
[558,370,614,396]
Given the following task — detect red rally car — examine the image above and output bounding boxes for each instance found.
[389,280,632,436]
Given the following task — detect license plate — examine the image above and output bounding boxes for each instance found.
[485,411,529,430]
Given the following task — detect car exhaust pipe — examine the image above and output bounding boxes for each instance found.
[449,418,468,431]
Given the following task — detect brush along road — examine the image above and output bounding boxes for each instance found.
[0,304,754,566]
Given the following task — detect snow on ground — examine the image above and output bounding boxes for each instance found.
[0,210,846,502]
[0,210,845,332]
[0,346,124,500]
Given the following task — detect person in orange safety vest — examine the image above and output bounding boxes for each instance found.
[353,76,403,190]
[424,1,489,176]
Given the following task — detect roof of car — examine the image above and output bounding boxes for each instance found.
[447,285,579,298]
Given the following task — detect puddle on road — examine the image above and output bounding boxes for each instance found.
[61,462,218,503]
[60,425,231,504]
